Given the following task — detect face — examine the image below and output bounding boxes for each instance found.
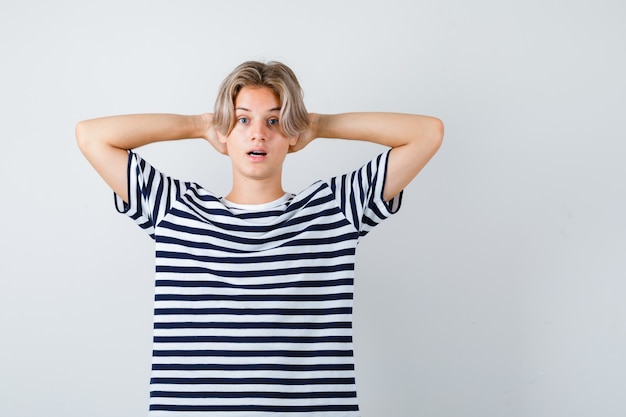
[222,86,297,183]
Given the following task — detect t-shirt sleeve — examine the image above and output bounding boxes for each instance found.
[113,151,185,239]
[329,149,403,237]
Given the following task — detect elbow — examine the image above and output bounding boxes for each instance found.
[75,120,86,148]
[75,120,94,153]
[426,117,444,152]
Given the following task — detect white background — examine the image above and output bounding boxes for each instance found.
[1,1,625,416]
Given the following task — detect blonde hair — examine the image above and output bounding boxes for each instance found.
[213,61,309,137]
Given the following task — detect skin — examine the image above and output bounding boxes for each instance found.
[218,86,298,204]
[76,86,444,205]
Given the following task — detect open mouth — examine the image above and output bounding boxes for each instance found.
[248,150,267,156]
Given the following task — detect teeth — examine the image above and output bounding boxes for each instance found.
[249,151,266,155]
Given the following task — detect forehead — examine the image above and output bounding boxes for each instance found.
[235,86,280,111]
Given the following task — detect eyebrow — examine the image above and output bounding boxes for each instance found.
[235,106,281,112]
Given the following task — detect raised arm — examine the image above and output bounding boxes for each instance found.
[76,113,223,203]
[295,113,444,201]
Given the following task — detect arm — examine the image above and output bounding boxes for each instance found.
[295,113,444,201]
[76,113,224,203]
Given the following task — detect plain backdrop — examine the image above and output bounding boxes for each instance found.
[1,1,625,416]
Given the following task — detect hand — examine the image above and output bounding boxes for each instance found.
[201,113,228,155]
[289,113,321,153]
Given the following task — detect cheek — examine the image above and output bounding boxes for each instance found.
[226,129,244,145]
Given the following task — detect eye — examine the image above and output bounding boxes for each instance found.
[268,118,279,126]
[238,117,249,124]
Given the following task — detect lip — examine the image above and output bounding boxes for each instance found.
[246,147,267,161]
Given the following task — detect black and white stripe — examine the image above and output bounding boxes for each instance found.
[115,151,401,416]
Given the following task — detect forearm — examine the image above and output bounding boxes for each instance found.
[76,113,208,150]
[316,112,442,148]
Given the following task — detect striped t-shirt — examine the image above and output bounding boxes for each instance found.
[115,150,402,416]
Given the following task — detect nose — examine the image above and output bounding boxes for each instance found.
[250,119,268,141]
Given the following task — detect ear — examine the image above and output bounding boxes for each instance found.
[288,136,298,146]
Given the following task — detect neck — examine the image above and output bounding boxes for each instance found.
[225,177,286,205]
